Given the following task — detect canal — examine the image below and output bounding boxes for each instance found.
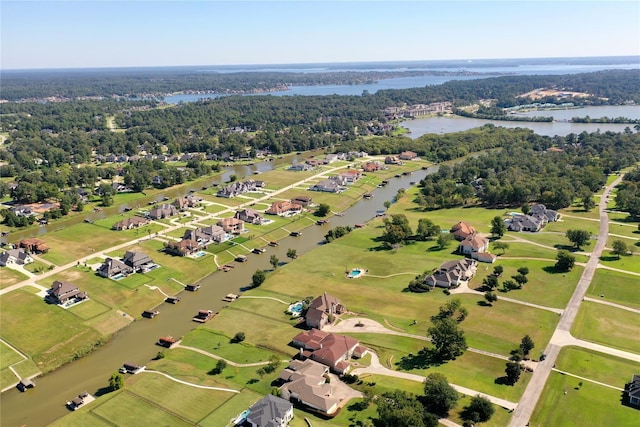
[1,160,434,427]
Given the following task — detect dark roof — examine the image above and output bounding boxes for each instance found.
[630,374,640,400]
[245,395,293,427]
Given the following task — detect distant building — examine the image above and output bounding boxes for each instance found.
[112,216,150,231]
[266,201,303,216]
[234,208,264,225]
[97,257,133,278]
[18,238,49,253]
[147,204,179,220]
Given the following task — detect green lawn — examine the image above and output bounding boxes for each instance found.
[530,372,637,427]
[572,301,640,354]
[555,346,639,388]
[198,389,264,427]
[587,269,640,310]
[179,329,288,363]
[67,299,112,320]
[598,252,640,274]
[0,288,104,373]
[0,340,24,370]
[91,390,193,427]
[0,267,28,289]
[23,260,50,275]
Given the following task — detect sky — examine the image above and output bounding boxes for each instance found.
[1,1,639,70]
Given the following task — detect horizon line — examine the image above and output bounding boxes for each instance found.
[2,55,639,73]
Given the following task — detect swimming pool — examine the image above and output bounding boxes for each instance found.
[287,301,304,317]
[194,251,206,258]
[347,268,365,279]
[111,274,125,280]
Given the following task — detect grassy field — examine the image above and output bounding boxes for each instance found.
[91,390,193,426]
[587,269,640,310]
[572,301,640,353]
[0,267,28,289]
[0,288,104,373]
[598,252,640,274]
[555,346,639,388]
[530,372,637,427]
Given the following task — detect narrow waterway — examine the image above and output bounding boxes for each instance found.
[1,164,433,427]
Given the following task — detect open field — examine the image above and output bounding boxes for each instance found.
[179,329,287,363]
[0,288,104,373]
[0,267,28,289]
[598,252,640,274]
[529,372,636,427]
[555,346,639,388]
[572,301,640,353]
[587,268,640,310]
[91,390,193,427]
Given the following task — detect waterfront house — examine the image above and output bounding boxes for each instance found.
[309,179,344,193]
[183,225,227,245]
[47,281,88,305]
[362,161,382,172]
[398,151,418,160]
[112,216,150,231]
[164,239,199,256]
[123,251,154,270]
[234,208,264,225]
[217,217,245,234]
[18,238,49,253]
[148,204,178,220]
[291,329,365,374]
[266,200,303,216]
[97,257,133,278]
[339,169,361,183]
[172,195,202,210]
[291,196,313,207]
[384,156,402,165]
[289,163,314,172]
[305,292,345,330]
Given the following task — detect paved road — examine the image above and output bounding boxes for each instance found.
[508,175,624,427]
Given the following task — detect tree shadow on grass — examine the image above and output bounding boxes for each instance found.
[494,376,514,386]
[476,300,492,307]
[599,255,621,262]
[396,348,444,371]
[553,244,578,252]
[542,265,569,274]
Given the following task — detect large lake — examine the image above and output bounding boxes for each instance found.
[163,63,639,104]
[401,106,640,138]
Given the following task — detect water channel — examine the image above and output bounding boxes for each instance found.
[1,159,434,427]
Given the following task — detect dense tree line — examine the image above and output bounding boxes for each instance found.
[414,130,640,210]
[615,167,640,218]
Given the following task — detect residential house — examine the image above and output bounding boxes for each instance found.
[9,205,34,217]
[459,233,489,255]
[423,259,478,289]
[305,293,345,330]
[398,151,418,160]
[362,161,382,172]
[309,179,343,193]
[172,195,202,210]
[184,225,227,246]
[289,163,314,172]
[384,156,402,165]
[46,281,88,305]
[291,196,313,207]
[348,151,368,158]
[123,251,154,270]
[508,215,543,232]
[628,374,640,407]
[305,158,323,168]
[266,201,303,216]
[0,249,34,266]
[97,258,133,278]
[148,204,178,220]
[279,359,339,415]
[234,208,264,225]
[291,329,366,374]
[530,204,559,223]
[217,217,245,234]
[339,169,361,184]
[243,395,294,427]
[18,238,49,253]
[216,179,264,198]
[164,239,199,256]
[112,216,150,231]
[450,221,476,241]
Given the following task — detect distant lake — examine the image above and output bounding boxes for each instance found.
[401,106,640,138]
[163,62,640,104]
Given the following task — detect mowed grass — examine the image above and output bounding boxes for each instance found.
[598,252,640,274]
[198,389,264,427]
[555,346,639,388]
[91,390,193,427]
[180,328,288,364]
[348,332,527,401]
[572,301,640,354]
[126,373,230,424]
[0,340,24,370]
[0,267,28,289]
[0,288,103,373]
[530,372,636,427]
[472,258,583,309]
[587,269,640,310]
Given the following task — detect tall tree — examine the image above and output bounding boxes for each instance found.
[252,269,266,288]
[269,255,279,270]
[505,362,521,385]
[462,395,495,424]
[428,317,467,361]
[611,239,628,258]
[555,250,576,272]
[490,216,506,238]
[416,218,441,241]
[422,373,459,416]
[566,229,591,249]
[519,335,535,358]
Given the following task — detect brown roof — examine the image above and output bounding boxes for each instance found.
[450,221,476,240]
